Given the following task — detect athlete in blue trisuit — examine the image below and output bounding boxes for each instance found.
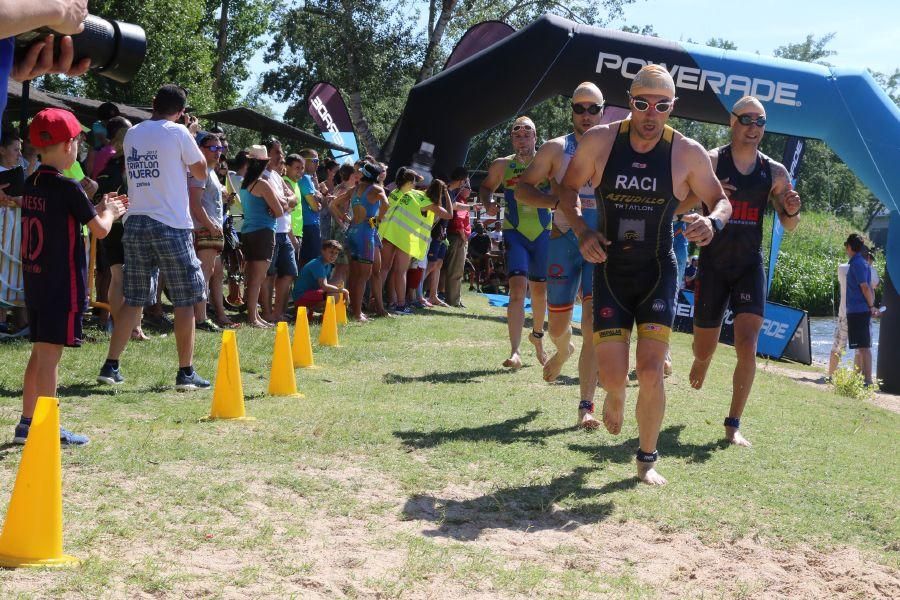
[685,96,802,448]
[480,117,550,369]
[516,82,606,430]
[557,65,732,485]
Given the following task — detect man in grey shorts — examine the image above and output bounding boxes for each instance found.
[97,84,211,391]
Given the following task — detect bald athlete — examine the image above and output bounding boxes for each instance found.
[481,117,550,369]
[557,65,732,485]
[516,82,606,429]
[687,95,802,448]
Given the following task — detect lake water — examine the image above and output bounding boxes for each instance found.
[809,316,880,367]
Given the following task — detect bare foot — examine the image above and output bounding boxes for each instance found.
[689,357,711,389]
[131,327,149,341]
[725,426,752,447]
[543,341,575,382]
[503,352,523,369]
[577,409,601,430]
[529,332,548,366]
[637,460,667,485]
[602,394,624,435]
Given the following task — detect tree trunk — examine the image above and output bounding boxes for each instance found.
[213,0,229,89]
[345,48,381,157]
[416,0,457,83]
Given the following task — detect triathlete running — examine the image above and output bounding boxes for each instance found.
[557,65,732,485]
[686,95,801,448]
[515,82,606,429]
[481,117,551,369]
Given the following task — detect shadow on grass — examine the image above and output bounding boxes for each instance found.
[402,466,629,540]
[384,367,520,385]
[0,383,173,399]
[394,410,573,449]
[568,424,729,466]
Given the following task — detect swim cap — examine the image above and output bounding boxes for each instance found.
[732,95,766,115]
[630,64,676,97]
[573,81,604,105]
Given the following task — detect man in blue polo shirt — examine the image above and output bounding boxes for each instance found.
[843,233,880,386]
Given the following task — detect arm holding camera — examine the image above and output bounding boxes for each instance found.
[3,0,92,81]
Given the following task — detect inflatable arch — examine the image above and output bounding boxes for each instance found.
[388,14,900,391]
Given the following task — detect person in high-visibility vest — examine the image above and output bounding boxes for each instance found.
[379,168,452,313]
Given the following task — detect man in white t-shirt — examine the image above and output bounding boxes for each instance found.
[828,248,881,379]
[259,138,297,322]
[97,84,211,391]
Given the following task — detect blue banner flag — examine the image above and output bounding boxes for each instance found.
[768,137,806,296]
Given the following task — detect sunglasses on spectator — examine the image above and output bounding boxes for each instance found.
[731,112,767,127]
[571,103,604,115]
[511,124,534,132]
[203,145,225,152]
[629,95,677,113]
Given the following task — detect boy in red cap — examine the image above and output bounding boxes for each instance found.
[15,108,126,446]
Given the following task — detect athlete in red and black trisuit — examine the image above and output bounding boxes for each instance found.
[557,65,732,486]
[686,95,801,448]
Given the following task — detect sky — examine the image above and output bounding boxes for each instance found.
[250,0,899,118]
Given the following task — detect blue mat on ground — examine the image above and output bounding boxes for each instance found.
[482,293,583,324]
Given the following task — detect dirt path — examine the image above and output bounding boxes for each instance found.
[758,362,900,415]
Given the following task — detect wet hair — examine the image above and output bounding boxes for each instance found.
[153,84,188,116]
[285,153,303,167]
[359,161,384,183]
[322,239,343,252]
[425,178,447,203]
[242,158,269,190]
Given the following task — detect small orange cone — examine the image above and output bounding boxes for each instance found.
[269,322,303,397]
[0,397,78,568]
[203,330,255,421]
[292,307,318,369]
[336,293,348,325]
[318,296,340,347]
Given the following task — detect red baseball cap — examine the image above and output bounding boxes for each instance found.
[29,108,83,148]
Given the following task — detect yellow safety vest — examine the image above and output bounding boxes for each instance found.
[379,189,434,260]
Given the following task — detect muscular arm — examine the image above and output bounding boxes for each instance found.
[514,141,559,209]
[769,161,801,231]
[559,128,604,239]
[478,158,507,216]
[681,141,731,246]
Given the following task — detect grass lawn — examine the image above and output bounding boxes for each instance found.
[0,290,896,598]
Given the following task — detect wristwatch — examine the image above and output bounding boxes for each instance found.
[709,217,724,234]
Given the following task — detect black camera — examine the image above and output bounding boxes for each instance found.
[15,15,146,84]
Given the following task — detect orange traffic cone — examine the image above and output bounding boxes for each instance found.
[319,296,340,347]
[203,330,255,421]
[269,322,303,397]
[0,397,78,568]
[292,307,318,368]
[336,294,348,325]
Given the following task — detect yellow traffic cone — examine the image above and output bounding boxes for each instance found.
[202,330,255,421]
[336,293,348,325]
[0,397,78,568]
[319,296,340,347]
[269,322,303,397]
[292,307,318,369]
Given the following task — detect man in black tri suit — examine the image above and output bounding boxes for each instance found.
[557,65,732,485]
[687,95,802,448]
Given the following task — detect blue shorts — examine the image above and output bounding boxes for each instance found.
[503,228,549,282]
[267,232,298,277]
[347,223,376,264]
[427,238,448,262]
[546,229,593,311]
[122,215,205,307]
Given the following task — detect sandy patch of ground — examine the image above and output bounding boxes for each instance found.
[759,362,900,415]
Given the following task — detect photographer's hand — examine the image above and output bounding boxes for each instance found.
[12,34,90,81]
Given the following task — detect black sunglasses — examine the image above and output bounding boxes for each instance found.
[629,95,677,113]
[571,103,604,115]
[732,112,767,127]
